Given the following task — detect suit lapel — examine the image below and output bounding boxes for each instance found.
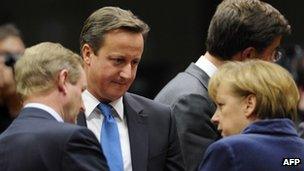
[123,93,148,171]
[185,63,210,89]
[77,112,87,127]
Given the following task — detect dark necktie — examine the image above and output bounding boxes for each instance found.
[97,103,123,171]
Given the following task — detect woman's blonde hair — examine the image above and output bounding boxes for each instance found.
[208,60,299,121]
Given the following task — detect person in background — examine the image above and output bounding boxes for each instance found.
[0,24,25,133]
[0,42,108,171]
[199,60,304,171]
[154,0,291,170]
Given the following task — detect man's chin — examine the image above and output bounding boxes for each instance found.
[108,94,124,101]
[106,90,127,100]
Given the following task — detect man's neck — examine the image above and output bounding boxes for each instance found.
[24,91,63,118]
[204,51,225,68]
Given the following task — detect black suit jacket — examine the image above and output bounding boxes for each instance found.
[77,92,185,171]
[154,63,221,171]
[0,107,108,171]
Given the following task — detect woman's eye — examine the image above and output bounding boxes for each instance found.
[217,103,224,108]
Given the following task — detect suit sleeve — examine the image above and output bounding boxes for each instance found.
[198,141,235,171]
[165,109,186,171]
[62,127,109,171]
[172,94,220,171]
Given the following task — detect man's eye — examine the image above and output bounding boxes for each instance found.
[131,60,139,66]
[113,58,124,64]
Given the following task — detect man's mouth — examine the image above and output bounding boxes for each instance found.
[112,81,128,85]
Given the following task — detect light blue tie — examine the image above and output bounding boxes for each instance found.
[98,103,123,171]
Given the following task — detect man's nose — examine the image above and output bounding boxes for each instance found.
[120,64,132,79]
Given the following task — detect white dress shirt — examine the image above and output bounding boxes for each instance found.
[195,55,218,77]
[24,103,64,122]
[82,90,132,171]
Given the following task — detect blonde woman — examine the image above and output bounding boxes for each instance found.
[199,60,304,171]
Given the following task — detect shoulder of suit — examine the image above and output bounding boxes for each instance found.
[209,134,255,151]
[45,122,91,138]
[158,73,208,98]
[125,92,171,111]
[58,122,90,132]
[126,92,167,104]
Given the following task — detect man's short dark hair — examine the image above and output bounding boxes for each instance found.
[206,0,291,60]
[80,6,150,54]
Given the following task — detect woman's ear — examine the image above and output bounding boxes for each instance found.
[243,94,256,118]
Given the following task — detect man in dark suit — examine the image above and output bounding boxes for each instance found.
[0,42,108,171]
[154,0,291,170]
[78,7,184,171]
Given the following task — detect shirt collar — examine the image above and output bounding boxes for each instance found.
[109,96,124,120]
[24,103,64,122]
[195,55,218,77]
[82,90,124,120]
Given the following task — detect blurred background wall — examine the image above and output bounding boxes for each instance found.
[1,0,304,98]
